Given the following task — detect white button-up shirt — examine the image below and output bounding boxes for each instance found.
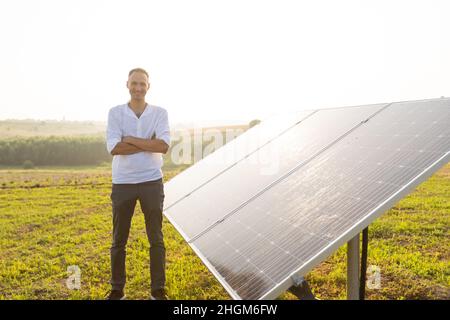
[106,103,170,184]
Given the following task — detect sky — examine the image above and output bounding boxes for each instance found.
[0,0,449,128]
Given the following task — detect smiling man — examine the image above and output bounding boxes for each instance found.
[105,68,170,300]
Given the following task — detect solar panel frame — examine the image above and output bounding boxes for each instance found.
[193,99,449,299]
[163,98,449,300]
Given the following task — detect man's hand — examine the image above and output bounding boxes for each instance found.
[110,142,143,155]
[122,136,136,144]
[122,136,169,154]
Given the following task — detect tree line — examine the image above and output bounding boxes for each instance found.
[0,121,256,167]
[0,136,111,166]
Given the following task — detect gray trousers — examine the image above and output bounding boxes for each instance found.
[110,178,165,291]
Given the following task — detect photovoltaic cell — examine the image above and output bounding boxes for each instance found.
[163,110,314,209]
[165,104,388,240]
[164,98,450,300]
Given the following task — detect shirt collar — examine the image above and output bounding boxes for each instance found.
[125,103,151,118]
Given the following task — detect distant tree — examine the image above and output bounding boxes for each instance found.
[22,160,34,169]
[249,119,261,128]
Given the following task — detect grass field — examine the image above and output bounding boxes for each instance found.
[0,163,448,300]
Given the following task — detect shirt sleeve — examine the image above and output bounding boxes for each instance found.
[106,108,122,154]
[155,109,170,146]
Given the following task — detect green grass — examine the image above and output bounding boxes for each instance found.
[0,164,448,300]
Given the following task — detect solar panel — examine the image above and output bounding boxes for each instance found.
[164,98,450,300]
[163,110,315,209]
[165,104,388,240]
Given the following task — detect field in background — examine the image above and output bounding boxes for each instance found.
[0,163,448,300]
[0,120,250,139]
[0,120,106,138]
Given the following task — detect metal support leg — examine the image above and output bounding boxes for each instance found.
[347,233,360,300]
[288,276,317,300]
[360,227,369,300]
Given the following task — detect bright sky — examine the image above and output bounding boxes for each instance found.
[0,0,449,128]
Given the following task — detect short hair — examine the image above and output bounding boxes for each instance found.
[128,68,149,79]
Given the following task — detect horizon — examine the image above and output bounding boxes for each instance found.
[2,94,449,130]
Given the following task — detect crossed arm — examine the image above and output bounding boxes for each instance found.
[110,137,169,155]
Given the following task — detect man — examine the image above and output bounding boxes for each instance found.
[105,68,170,300]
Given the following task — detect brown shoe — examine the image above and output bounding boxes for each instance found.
[150,288,168,300]
[105,289,126,300]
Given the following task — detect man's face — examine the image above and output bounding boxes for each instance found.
[127,71,150,100]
